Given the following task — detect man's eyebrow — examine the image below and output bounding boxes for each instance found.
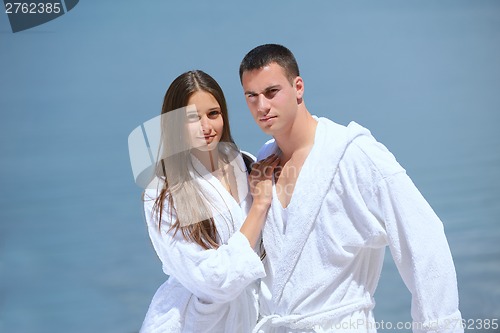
[264,85,281,92]
[245,85,281,95]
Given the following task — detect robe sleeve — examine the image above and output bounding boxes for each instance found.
[142,190,266,304]
[356,137,464,333]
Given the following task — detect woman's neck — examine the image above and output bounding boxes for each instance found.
[191,148,220,172]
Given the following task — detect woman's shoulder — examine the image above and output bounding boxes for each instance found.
[143,187,162,201]
[240,150,256,174]
[142,186,175,218]
[143,176,169,200]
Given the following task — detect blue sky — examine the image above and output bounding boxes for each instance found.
[1,1,499,332]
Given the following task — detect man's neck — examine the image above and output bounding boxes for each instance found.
[274,107,317,162]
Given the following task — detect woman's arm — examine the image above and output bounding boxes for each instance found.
[143,193,265,304]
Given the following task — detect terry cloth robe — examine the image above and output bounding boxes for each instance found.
[253,117,463,333]
[140,153,266,333]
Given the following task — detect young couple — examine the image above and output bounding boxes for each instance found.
[138,44,463,333]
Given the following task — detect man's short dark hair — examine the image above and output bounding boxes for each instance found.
[239,44,300,84]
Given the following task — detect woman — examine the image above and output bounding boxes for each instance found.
[139,70,278,333]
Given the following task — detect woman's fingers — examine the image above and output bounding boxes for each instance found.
[263,155,279,178]
[251,154,280,179]
[247,154,281,205]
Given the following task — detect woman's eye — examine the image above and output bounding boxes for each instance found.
[187,114,200,122]
[208,110,221,118]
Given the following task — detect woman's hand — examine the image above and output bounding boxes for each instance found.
[240,153,280,248]
[248,154,280,208]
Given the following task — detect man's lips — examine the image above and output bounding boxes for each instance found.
[260,115,277,122]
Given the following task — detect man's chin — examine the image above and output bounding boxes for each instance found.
[260,125,276,136]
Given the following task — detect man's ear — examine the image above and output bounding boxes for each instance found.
[294,76,304,102]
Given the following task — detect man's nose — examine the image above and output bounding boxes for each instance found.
[257,94,270,113]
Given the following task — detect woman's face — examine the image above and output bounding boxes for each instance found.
[186,90,224,151]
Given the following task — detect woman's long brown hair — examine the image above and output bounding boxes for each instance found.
[150,70,237,250]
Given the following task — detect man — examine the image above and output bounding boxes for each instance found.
[239,44,463,333]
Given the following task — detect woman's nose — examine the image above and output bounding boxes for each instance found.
[199,116,210,132]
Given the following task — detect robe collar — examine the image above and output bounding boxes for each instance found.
[264,118,370,305]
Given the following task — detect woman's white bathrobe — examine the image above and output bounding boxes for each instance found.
[253,118,463,333]
[140,154,266,333]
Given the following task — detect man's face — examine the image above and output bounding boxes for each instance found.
[241,62,303,136]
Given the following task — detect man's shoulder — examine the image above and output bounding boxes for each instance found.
[256,138,278,161]
[313,116,405,177]
[317,117,368,139]
[341,126,406,178]
[316,117,374,153]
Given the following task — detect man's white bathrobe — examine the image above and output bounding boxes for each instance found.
[140,154,266,333]
[254,118,463,333]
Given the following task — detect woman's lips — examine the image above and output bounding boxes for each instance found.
[197,134,216,140]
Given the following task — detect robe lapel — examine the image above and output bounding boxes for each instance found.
[261,141,285,266]
[190,154,248,237]
[268,118,351,305]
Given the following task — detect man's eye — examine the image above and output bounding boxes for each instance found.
[247,96,258,103]
[265,89,279,98]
